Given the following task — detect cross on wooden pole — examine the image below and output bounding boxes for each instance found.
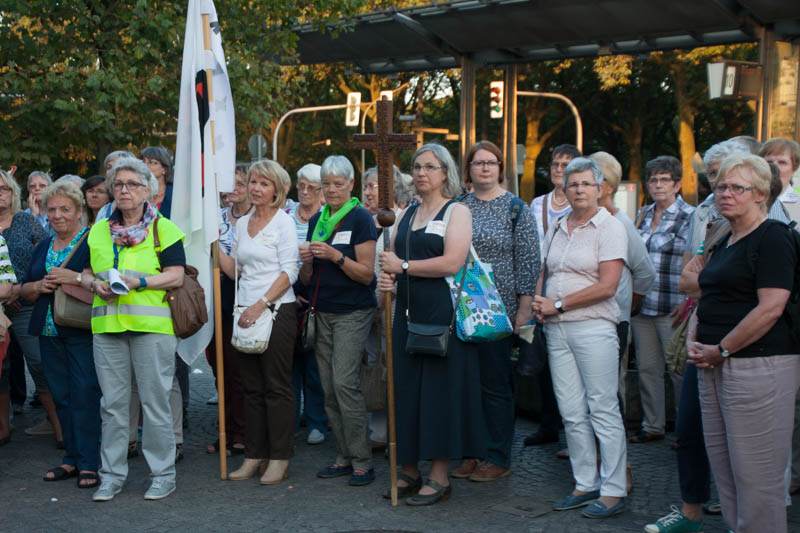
[350,98,415,507]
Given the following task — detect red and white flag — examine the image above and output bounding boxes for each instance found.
[172,0,235,364]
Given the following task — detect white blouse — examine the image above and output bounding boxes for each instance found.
[233,210,300,307]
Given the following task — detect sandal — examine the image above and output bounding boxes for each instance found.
[383,472,422,499]
[77,471,99,489]
[206,439,245,456]
[43,465,77,482]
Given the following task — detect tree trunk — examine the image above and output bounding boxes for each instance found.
[673,66,698,205]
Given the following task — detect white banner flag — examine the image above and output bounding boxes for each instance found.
[172,0,235,364]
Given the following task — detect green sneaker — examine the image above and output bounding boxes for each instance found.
[644,505,704,533]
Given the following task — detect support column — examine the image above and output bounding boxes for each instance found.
[459,55,476,166]
[762,34,800,141]
[503,64,518,195]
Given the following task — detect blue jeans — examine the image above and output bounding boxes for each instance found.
[676,363,710,503]
[39,335,101,471]
[477,336,515,468]
[293,341,327,434]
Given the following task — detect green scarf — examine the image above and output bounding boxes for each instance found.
[311,197,362,242]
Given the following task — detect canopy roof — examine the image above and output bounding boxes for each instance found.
[293,0,800,73]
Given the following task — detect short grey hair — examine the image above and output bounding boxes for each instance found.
[27,171,52,189]
[43,181,86,215]
[320,155,354,182]
[412,143,462,199]
[562,157,603,191]
[0,169,22,214]
[108,157,159,198]
[703,140,750,170]
[297,163,321,185]
[104,150,135,170]
[363,165,412,206]
[56,174,85,187]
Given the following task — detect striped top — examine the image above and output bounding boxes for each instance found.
[0,235,17,284]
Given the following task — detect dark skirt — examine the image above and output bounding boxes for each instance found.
[392,317,486,464]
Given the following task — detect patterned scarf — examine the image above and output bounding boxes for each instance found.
[108,202,158,247]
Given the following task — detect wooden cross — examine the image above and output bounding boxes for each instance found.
[350,98,417,229]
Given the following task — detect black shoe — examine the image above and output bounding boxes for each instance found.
[524,430,558,446]
[406,479,451,506]
[383,472,422,499]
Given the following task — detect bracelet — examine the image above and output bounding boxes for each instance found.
[137,277,147,291]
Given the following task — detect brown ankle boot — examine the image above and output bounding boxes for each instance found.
[260,459,289,485]
[229,458,266,481]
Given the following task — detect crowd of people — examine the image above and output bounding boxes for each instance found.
[0,135,798,533]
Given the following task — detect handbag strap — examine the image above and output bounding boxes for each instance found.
[539,215,566,298]
[404,204,468,330]
[57,229,89,269]
[152,216,164,272]
[308,220,345,313]
[541,193,549,235]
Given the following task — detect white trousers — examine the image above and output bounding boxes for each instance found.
[545,318,628,497]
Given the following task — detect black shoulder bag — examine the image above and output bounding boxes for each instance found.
[403,205,467,357]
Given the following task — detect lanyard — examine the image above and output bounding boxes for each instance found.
[113,243,125,270]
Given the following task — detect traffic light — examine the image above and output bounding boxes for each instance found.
[490,81,504,119]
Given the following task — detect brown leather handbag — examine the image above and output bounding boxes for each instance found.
[53,232,93,329]
[153,218,208,339]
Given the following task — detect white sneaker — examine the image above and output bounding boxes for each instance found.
[93,481,123,502]
[206,392,218,405]
[144,478,176,500]
[25,419,55,436]
[307,429,325,445]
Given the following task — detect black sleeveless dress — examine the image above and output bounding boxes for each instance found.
[392,202,486,464]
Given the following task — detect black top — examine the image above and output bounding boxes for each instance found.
[22,235,91,338]
[697,219,797,357]
[306,206,377,313]
[395,201,456,326]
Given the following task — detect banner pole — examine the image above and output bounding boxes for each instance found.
[201,11,227,480]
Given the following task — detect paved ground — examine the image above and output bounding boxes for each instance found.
[2,360,799,533]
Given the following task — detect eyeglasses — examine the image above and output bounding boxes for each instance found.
[297,183,321,192]
[112,181,146,191]
[566,181,598,190]
[550,162,569,170]
[413,164,443,174]
[0,186,12,195]
[86,188,108,195]
[707,169,719,180]
[470,160,500,168]
[714,184,754,195]
[647,177,677,185]
[364,182,379,191]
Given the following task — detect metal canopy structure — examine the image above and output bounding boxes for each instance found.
[294,0,800,74]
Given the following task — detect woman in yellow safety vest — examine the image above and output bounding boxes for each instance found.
[79,156,185,503]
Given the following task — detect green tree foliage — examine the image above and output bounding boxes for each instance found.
[0,0,366,179]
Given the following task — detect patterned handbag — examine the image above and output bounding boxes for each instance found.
[446,245,513,343]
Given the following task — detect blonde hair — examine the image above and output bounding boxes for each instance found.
[590,151,623,191]
[717,153,771,213]
[247,159,288,208]
[42,181,87,226]
[0,169,22,214]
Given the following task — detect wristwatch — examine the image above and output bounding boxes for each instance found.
[76,272,82,284]
[554,299,565,313]
[260,295,275,310]
[717,343,730,358]
[401,261,409,275]
[336,254,346,267]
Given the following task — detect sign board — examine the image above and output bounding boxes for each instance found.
[707,61,762,100]
[613,180,640,221]
[379,90,393,101]
[346,92,361,126]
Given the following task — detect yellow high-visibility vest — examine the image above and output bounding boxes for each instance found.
[88,217,185,335]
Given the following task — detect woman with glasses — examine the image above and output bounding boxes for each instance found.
[81,157,186,501]
[298,155,378,487]
[378,143,485,505]
[81,176,111,225]
[533,157,628,519]
[289,163,328,446]
[140,146,173,219]
[686,154,798,533]
[630,156,695,444]
[25,171,53,232]
[451,141,539,482]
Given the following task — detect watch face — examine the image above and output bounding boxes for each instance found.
[554,300,562,309]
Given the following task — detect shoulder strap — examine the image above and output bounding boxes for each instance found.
[541,194,549,235]
[510,196,525,234]
[58,229,89,268]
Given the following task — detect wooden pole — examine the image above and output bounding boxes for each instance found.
[202,12,227,480]
[381,226,398,506]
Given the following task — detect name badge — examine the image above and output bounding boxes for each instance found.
[260,233,277,246]
[425,220,446,236]
[332,231,352,245]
